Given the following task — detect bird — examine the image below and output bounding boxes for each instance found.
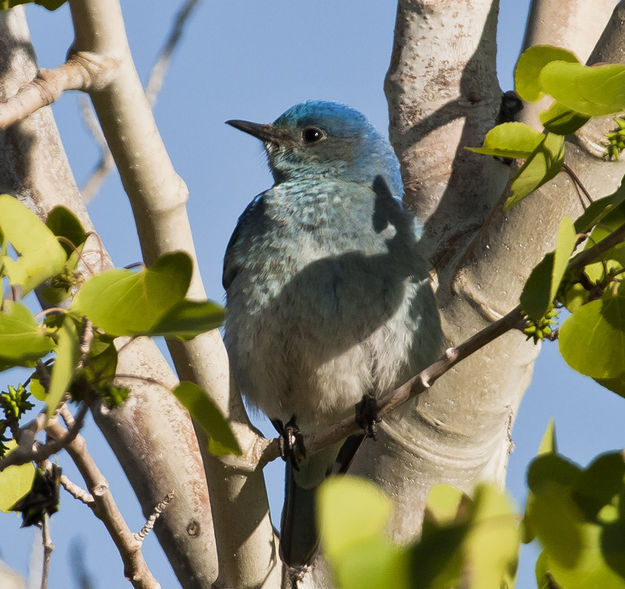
[223,100,442,568]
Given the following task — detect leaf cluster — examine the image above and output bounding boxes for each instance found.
[463,44,625,588]
[470,46,625,397]
[519,181,625,397]
[318,476,519,589]
[525,422,625,589]
[0,196,236,516]
[469,46,625,209]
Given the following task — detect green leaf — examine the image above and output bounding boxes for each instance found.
[172,382,241,456]
[336,538,409,589]
[46,316,80,417]
[0,301,54,368]
[545,521,625,588]
[410,523,466,589]
[594,375,625,398]
[0,441,36,513]
[98,384,129,409]
[467,122,543,158]
[149,300,225,339]
[0,0,66,9]
[538,419,557,456]
[527,483,584,567]
[35,0,66,10]
[84,340,118,383]
[464,484,520,589]
[0,194,66,294]
[520,216,576,321]
[414,484,519,589]
[505,132,564,210]
[528,454,582,494]
[552,217,577,293]
[583,202,625,265]
[540,62,625,117]
[521,253,555,321]
[317,476,410,589]
[318,475,392,560]
[540,101,589,135]
[71,251,193,336]
[535,551,555,589]
[425,484,464,525]
[527,447,625,589]
[561,282,589,314]
[559,297,625,379]
[29,378,47,401]
[574,182,625,233]
[514,45,579,102]
[45,206,87,257]
[573,453,625,521]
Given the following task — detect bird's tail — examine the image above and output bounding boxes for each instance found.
[280,461,319,567]
[279,435,365,567]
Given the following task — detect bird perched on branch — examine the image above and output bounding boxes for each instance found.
[223,101,441,568]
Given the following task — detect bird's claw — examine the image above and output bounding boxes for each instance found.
[272,416,306,470]
[355,394,380,439]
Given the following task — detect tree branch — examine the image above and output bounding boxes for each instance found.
[0,51,119,129]
[59,472,94,506]
[46,419,161,589]
[80,0,200,201]
[0,413,46,471]
[0,405,87,471]
[135,491,175,544]
[0,9,216,587]
[40,515,53,589]
[67,0,281,585]
[521,0,618,130]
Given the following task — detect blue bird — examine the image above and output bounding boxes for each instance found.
[223,101,441,568]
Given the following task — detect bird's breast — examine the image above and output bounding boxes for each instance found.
[223,179,436,426]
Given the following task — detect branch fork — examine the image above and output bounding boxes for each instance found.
[0,51,120,129]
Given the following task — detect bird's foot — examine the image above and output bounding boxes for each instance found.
[355,393,380,440]
[287,565,309,588]
[271,416,306,470]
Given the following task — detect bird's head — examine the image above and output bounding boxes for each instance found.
[226,101,403,197]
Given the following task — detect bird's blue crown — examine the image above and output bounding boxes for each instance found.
[269,101,403,198]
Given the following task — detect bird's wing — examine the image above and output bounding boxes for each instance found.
[222,192,266,290]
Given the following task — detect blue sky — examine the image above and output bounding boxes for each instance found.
[1,2,623,588]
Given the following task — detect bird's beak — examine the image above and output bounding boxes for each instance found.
[226,119,291,144]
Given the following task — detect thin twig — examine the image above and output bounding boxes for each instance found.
[46,421,160,588]
[145,0,201,105]
[569,220,625,269]
[0,406,87,471]
[59,404,77,429]
[0,413,47,471]
[60,473,95,506]
[79,320,94,366]
[40,515,54,589]
[134,491,175,543]
[562,162,593,208]
[80,0,200,201]
[32,307,68,321]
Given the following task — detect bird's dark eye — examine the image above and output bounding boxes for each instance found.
[301,127,325,144]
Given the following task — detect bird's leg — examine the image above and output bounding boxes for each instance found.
[271,416,306,470]
[355,393,380,440]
